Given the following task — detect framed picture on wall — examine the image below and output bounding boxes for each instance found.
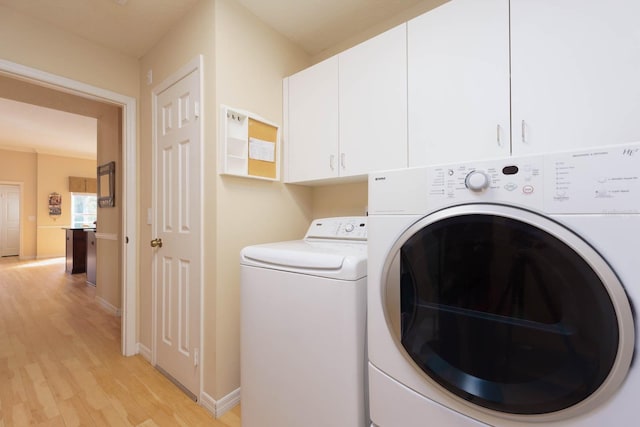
[48,192,62,216]
[97,161,115,208]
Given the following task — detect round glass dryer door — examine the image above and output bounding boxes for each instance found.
[383,204,634,419]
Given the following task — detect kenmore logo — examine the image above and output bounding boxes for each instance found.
[374,176,386,181]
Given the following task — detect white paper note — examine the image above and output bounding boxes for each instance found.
[249,137,275,162]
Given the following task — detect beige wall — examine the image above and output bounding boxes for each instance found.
[0,149,37,258]
[213,0,313,399]
[35,154,97,258]
[0,150,99,259]
[0,4,139,99]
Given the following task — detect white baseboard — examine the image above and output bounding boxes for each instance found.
[137,343,152,361]
[200,388,240,418]
[132,343,239,419]
[96,296,122,316]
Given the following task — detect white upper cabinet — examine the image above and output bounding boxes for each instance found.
[285,56,339,183]
[339,23,407,177]
[408,0,510,166]
[284,24,407,184]
[510,0,640,155]
[409,0,640,166]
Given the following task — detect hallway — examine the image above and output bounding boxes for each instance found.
[0,257,240,426]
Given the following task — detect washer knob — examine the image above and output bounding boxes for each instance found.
[344,223,355,232]
[465,170,490,192]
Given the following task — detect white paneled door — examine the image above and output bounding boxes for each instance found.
[0,185,20,257]
[153,66,202,398]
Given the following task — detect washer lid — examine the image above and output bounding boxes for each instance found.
[241,240,367,280]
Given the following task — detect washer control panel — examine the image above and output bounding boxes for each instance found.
[427,157,544,210]
[305,217,368,241]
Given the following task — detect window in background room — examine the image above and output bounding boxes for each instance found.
[71,194,97,228]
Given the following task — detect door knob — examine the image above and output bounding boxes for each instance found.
[150,238,163,248]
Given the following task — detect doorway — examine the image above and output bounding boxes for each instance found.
[0,59,138,356]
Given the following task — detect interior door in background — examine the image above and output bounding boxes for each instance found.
[153,67,202,398]
[0,185,20,257]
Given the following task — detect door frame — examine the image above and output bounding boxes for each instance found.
[150,55,204,398]
[0,59,138,356]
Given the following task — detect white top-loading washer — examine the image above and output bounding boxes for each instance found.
[240,217,369,427]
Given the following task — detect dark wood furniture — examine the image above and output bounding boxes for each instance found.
[86,230,97,286]
[65,228,87,274]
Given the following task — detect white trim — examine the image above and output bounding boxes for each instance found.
[96,295,122,316]
[199,389,241,418]
[138,343,152,362]
[95,232,118,240]
[0,59,138,357]
[150,54,204,399]
[199,392,216,416]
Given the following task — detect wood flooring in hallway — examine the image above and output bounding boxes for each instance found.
[0,257,240,427]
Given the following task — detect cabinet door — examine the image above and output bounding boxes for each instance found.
[339,24,408,176]
[408,0,510,167]
[286,56,339,183]
[511,0,640,155]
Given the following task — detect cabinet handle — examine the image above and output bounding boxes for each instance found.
[329,154,335,170]
[521,120,528,143]
[340,153,346,170]
[496,124,502,147]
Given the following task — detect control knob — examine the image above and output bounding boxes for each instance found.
[465,170,490,192]
[344,223,355,232]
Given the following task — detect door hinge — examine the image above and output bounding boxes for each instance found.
[194,348,199,367]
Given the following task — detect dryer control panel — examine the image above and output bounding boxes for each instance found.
[544,143,640,214]
[426,156,545,211]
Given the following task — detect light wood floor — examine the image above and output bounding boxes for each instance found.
[0,257,241,427]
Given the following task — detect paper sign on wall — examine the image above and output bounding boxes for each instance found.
[249,137,275,163]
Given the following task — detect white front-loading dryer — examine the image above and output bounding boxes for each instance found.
[367,143,639,426]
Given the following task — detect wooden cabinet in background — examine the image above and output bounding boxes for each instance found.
[65,228,87,274]
[69,176,97,193]
[86,230,96,286]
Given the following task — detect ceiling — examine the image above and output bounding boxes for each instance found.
[0,0,441,159]
[0,97,97,159]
